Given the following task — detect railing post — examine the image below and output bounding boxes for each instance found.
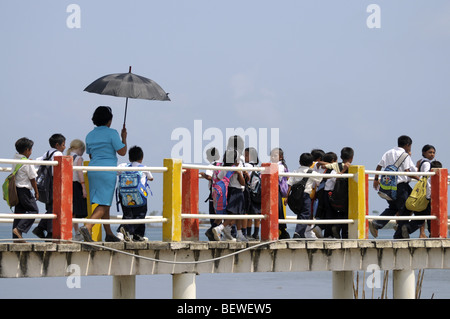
[260,163,279,241]
[430,168,448,238]
[52,155,73,240]
[365,173,369,239]
[348,165,366,239]
[182,168,199,241]
[163,158,182,242]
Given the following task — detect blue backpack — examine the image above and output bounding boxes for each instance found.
[212,170,235,214]
[117,164,151,208]
[378,152,408,201]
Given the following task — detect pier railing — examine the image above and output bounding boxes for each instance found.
[0,157,448,241]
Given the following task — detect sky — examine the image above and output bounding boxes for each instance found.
[1,0,450,216]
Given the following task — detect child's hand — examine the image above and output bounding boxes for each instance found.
[35,192,39,201]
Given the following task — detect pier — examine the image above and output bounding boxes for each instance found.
[0,156,449,299]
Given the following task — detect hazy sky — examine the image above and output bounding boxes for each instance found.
[1,0,450,215]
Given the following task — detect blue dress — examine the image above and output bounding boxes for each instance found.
[85,126,125,206]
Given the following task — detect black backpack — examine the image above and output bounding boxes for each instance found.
[287,169,312,215]
[247,168,262,204]
[36,150,57,204]
[328,163,349,213]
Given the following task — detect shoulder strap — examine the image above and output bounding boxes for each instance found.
[45,150,58,161]
[300,169,313,185]
[394,152,408,169]
[12,157,27,175]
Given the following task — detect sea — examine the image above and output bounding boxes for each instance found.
[0,221,449,300]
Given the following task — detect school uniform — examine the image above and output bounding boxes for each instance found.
[277,162,289,237]
[245,162,261,215]
[287,166,321,237]
[217,169,244,215]
[373,147,416,233]
[71,153,88,218]
[13,153,38,235]
[323,164,348,238]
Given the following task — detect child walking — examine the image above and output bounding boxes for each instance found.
[12,138,39,242]
[67,139,88,241]
[244,147,261,240]
[270,148,290,239]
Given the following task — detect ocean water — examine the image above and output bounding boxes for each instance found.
[0,222,449,299]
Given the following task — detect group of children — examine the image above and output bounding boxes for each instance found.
[9,133,443,242]
[10,134,153,242]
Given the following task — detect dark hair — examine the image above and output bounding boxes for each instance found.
[431,161,442,169]
[340,147,354,161]
[311,149,325,161]
[92,106,113,126]
[206,147,220,162]
[271,147,288,170]
[422,144,436,156]
[15,137,34,154]
[398,135,412,147]
[245,147,259,164]
[227,135,244,154]
[49,133,66,148]
[223,149,238,166]
[128,146,144,162]
[323,152,337,163]
[299,153,313,167]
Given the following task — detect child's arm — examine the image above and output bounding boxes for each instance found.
[236,171,245,186]
[373,165,382,190]
[283,185,292,206]
[30,178,39,201]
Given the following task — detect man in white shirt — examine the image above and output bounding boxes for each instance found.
[370,135,417,238]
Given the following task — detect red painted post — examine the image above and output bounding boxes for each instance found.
[52,156,73,240]
[430,168,448,238]
[181,168,199,241]
[260,163,279,241]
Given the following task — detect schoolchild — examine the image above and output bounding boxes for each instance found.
[67,139,88,241]
[244,147,261,240]
[369,135,417,238]
[321,147,354,239]
[285,153,321,238]
[32,133,66,239]
[116,146,154,241]
[399,160,442,239]
[416,145,436,237]
[12,138,39,242]
[270,147,290,239]
[212,150,247,241]
[309,149,326,238]
[201,147,221,241]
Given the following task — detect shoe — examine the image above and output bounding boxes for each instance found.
[293,232,301,238]
[237,232,248,242]
[116,232,124,241]
[212,225,223,241]
[32,227,46,239]
[401,225,410,239]
[46,232,53,239]
[118,226,131,242]
[246,234,256,241]
[252,233,260,241]
[368,220,378,238]
[305,228,318,239]
[222,225,235,241]
[105,234,121,242]
[331,225,341,239]
[279,229,290,239]
[79,226,93,242]
[133,234,147,242]
[74,232,84,242]
[205,227,216,241]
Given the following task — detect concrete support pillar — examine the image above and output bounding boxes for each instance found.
[332,271,354,299]
[393,269,415,299]
[173,273,196,299]
[113,275,136,299]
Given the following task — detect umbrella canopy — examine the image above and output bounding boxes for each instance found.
[84,66,170,125]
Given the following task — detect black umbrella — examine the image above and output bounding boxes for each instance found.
[84,66,170,125]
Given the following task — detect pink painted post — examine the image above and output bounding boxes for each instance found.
[52,156,73,240]
[260,163,279,241]
[430,168,448,238]
[182,168,199,241]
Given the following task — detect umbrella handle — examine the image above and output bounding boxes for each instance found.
[123,97,129,126]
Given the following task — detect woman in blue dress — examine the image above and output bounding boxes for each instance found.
[80,106,127,242]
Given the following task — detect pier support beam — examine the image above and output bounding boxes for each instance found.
[173,273,196,299]
[393,270,415,299]
[332,271,354,299]
[113,275,136,299]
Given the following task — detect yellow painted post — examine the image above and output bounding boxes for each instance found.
[83,161,102,241]
[162,158,182,242]
[348,165,366,239]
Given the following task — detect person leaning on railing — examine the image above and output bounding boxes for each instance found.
[79,106,127,242]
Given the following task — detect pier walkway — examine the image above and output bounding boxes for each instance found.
[0,156,449,299]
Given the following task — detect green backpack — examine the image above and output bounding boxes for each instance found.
[2,158,26,209]
[405,177,429,212]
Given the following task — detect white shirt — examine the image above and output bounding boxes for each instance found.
[118,162,153,185]
[36,148,64,175]
[217,167,243,190]
[287,166,321,195]
[378,147,416,184]
[13,153,37,190]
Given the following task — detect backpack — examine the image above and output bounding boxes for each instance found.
[117,164,151,208]
[314,168,332,219]
[405,177,429,212]
[2,158,26,209]
[378,152,408,201]
[246,166,261,204]
[287,169,312,215]
[36,150,57,204]
[212,169,235,214]
[328,164,349,213]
